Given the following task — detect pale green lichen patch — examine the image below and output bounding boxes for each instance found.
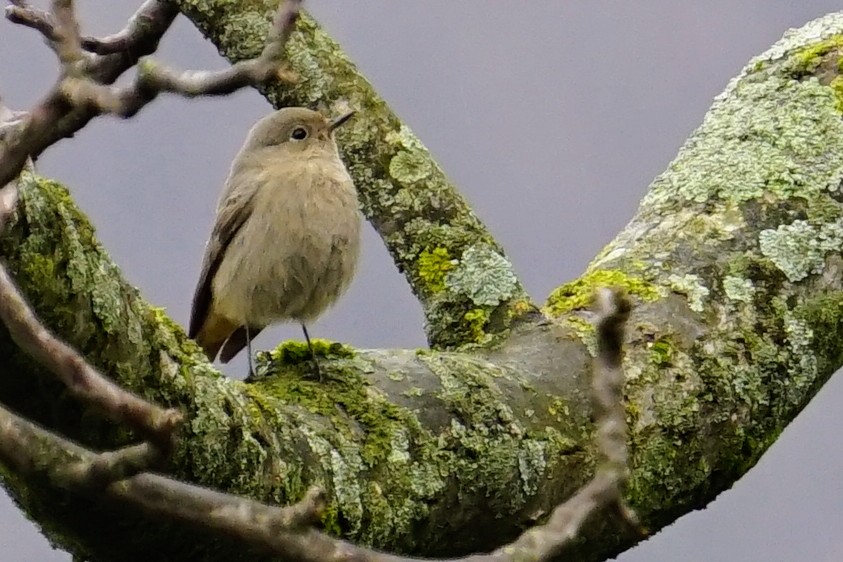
[544,269,662,318]
[389,150,433,184]
[642,77,843,209]
[723,276,755,303]
[758,218,843,281]
[444,244,518,306]
[666,274,709,313]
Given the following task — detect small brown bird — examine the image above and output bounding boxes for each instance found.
[188,107,361,376]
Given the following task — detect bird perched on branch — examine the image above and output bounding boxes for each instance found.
[189,107,360,377]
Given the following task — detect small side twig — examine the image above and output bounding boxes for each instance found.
[0,256,183,450]
[5,1,59,44]
[0,0,300,190]
[0,405,328,540]
[0,173,181,451]
[58,443,165,490]
[50,0,84,67]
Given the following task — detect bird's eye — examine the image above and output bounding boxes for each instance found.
[290,127,308,141]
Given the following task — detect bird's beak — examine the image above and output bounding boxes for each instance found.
[328,110,355,132]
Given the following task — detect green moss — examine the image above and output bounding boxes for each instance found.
[790,34,843,75]
[417,246,455,293]
[627,433,713,521]
[245,361,443,543]
[263,338,356,366]
[462,308,490,344]
[649,338,674,368]
[320,502,343,536]
[543,269,661,317]
[792,291,843,381]
[831,75,843,112]
[250,356,414,468]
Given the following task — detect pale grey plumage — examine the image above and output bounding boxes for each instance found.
[188,107,360,367]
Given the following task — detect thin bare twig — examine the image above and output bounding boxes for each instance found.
[5,0,167,56]
[0,258,183,449]
[0,405,329,540]
[81,0,177,55]
[0,175,181,449]
[0,0,178,188]
[55,0,303,117]
[0,0,299,190]
[5,1,58,45]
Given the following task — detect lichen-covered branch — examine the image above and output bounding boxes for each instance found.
[3,5,843,562]
[173,0,533,350]
[0,180,181,450]
[0,247,637,562]
[542,11,843,545]
[0,175,602,560]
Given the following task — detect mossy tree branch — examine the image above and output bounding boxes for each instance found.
[2,3,843,562]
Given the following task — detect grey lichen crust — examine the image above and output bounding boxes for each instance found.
[176,1,532,350]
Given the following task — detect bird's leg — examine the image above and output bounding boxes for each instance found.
[246,325,255,378]
[301,323,322,381]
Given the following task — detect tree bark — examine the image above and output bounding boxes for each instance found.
[2,4,843,562]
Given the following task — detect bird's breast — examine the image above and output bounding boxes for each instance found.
[215,157,361,325]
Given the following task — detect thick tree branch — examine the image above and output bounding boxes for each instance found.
[0,256,637,561]
[2,4,843,562]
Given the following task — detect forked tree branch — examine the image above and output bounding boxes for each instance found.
[0,0,639,558]
[8,0,175,56]
[0,206,637,559]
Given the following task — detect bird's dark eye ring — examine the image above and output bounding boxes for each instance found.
[291,127,308,141]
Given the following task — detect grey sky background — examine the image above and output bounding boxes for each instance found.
[2,1,843,560]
